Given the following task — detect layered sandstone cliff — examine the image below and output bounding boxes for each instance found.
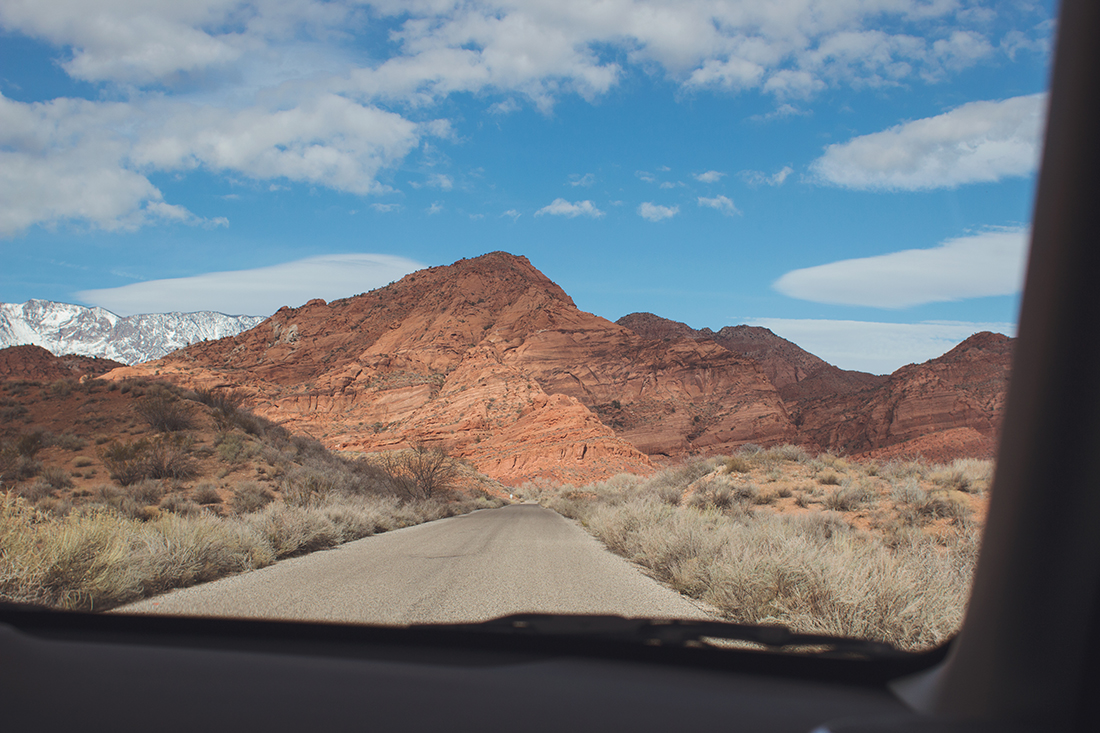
[107,253,794,483]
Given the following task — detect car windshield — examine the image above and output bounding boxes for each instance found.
[0,1,1054,654]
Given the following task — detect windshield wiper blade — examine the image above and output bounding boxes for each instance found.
[415,613,909,658]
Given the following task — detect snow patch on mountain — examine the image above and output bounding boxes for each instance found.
[0,300,266,365]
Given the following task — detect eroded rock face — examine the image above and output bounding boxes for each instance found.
[616,313,885,401]
[103,255,1013,481]
[108,253,796,483]
[795,332,1014,457]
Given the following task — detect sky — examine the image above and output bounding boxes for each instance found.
[0,1,1055,374]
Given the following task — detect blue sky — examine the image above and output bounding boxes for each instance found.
[0,1,1055,373]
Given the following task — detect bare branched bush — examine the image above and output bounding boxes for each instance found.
[135,393,194,432]
[376,443,461,500]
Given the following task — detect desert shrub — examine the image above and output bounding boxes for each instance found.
[99,435,195,485]
[215,432,247,463]
[41,466,74,491]
[15,479,55,502]
[230,482,275,514]
[823,480,873,511]
[49,432,85,451]
[912,491,972,524]
[192,483,222,505]
[193,387,247,417]
[817,470,842,486]
[99,440,151,486]
[6,454,43,481]
[159,494,202,517]
[73,456,93,468]
[775,485,793,498]
[245,503,339,558]
[129,479,166,506]
[13,431,45,458]
[142,434,196,480]
[655,483,682,506]
[48,379,73,397]
[551,484,978,650]
[135,392,194,432]
[725,456,752,473]
[891,477,925,505]
[375,443,461,500]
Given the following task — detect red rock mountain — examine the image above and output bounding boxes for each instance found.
[0,344,125,381]
[107,253,795,484]
[794,332,1014,461]
[104,254,1012,480]
[616,313,885,403]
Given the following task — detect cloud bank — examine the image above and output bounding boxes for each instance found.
[0,1,1048,235]
[76,253,425,316]
[774,226,1029,308]
[810,93,1046,190]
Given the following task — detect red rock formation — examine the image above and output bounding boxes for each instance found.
[103,256,1012,479]
[0,344,125,381]
[795,332,1013,456]
[616,313,885,402]
[108,253,796,484]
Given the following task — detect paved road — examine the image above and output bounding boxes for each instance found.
[120,504,713,624]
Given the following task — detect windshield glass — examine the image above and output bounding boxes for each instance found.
[0,1,1054,652]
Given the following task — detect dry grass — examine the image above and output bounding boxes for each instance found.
[0,488,505,611]
[534,446,989,651]
[1,379,507,611]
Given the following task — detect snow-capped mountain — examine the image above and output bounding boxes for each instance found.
[0,300,266,365]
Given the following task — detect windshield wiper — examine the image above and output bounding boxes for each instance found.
[414,613,910,659]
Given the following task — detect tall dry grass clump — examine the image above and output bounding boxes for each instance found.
[537,447,987,651]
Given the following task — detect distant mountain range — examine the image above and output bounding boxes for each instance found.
[0,300,265,365]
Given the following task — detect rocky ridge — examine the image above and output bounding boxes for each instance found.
[0,344,125,381]
[92,253,1011,482]
[105,253,797,483]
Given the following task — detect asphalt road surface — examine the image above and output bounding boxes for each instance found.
[120,504,713,624]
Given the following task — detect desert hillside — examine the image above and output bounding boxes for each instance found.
[94,252,1012,483]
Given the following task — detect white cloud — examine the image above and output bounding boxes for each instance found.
[748,103,808,123]
[0,90,428,235]
[693,170,726,183]
[774,226,1029,308]
[745,318,1016,374]
[740,166,793,186]
[426,201,444,215]
[638,202,679,222]
[535,198,604,218]
[635,170,657,183]
[411,173,453,190]
[489,98,521,115]
[697,195,740,216]
[371,203,400,212]
[568,173,596,187]
[501,209,521,221]
[811,93,1046,190]
[76,253,425,316]
[0,2,1039,234]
